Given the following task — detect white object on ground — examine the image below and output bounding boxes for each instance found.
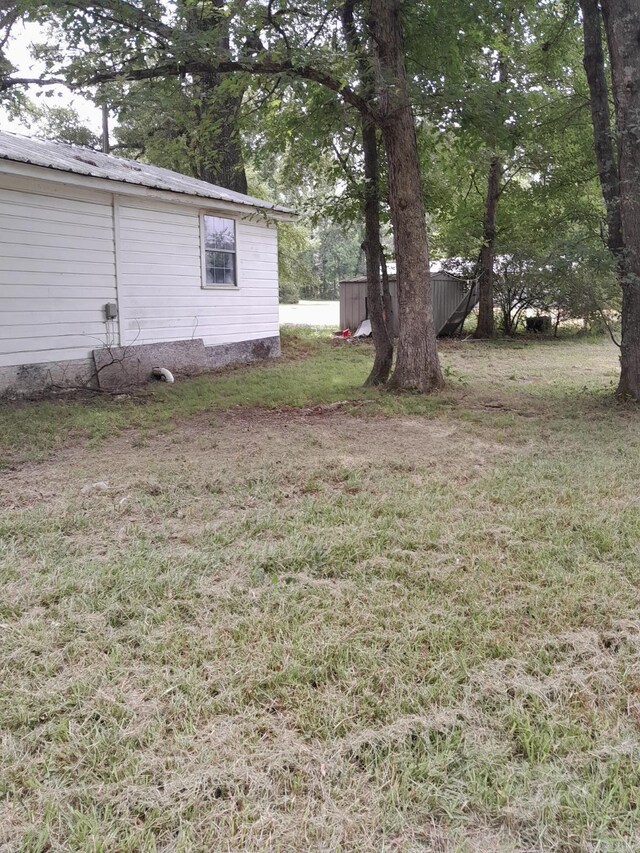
[353,319,372,338]
[152,367,175,383]
[81,481,110,494]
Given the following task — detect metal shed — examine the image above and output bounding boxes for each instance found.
[339,269,477,337]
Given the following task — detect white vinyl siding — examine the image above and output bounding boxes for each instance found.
[0,170,280,373]
[117,199,279,346]
[0,175,117,367]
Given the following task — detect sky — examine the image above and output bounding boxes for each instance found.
[1,20,102,136]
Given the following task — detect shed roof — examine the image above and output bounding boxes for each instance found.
[0,131,293,215]
[339,265,461,285]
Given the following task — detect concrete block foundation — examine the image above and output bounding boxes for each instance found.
[0,358,96,399]
[0,336,281,397]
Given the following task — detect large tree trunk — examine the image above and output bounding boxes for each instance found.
[184,0,248,193]
[367,0,443,393]
[362,117,394,385]
[600,0,640,398]
[191,72,248,193]
[475,157,501,338]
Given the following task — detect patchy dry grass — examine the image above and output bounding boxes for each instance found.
[1,333,640,851]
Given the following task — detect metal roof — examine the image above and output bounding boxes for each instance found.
[339,265,457,285]
[0,130,293,215]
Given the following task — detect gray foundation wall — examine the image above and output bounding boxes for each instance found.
[0,358,96,399]
[0,335,281,398]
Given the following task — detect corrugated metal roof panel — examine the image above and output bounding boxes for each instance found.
[0,131,293,215]
[339,266,466,286]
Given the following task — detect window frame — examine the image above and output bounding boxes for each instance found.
[200,213,239,290]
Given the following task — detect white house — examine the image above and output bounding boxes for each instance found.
[0,131,294,395]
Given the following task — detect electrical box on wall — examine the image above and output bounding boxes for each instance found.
[104,302,118,321]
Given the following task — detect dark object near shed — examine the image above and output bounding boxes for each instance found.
[525,316,551,333]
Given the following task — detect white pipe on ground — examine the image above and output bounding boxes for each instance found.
[151,367,175,383]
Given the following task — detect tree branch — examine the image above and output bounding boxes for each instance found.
[68,0,174,43]
[0,76,69,89]
[2,59,373,118]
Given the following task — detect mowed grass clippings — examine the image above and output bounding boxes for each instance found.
[1,333,640,851]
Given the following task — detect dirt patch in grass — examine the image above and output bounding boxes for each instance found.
[0,408,506,513]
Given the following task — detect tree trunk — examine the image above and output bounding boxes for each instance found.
[192,72,248,193]
[474,156,501,338]
[579,0,623,255]
[500,304,511,336]
[600,0,640,397]
[362,117,394,385]
[185,0,248,193]
[367,0,443,392]
[342,0,393,385]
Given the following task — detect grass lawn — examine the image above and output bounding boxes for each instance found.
[1,330,639,851]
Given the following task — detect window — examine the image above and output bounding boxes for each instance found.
[202,215,237,287]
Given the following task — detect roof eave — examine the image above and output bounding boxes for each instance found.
[0,157,299,221]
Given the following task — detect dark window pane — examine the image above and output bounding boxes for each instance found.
[205,251,236,285]
[203,216,235,251]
